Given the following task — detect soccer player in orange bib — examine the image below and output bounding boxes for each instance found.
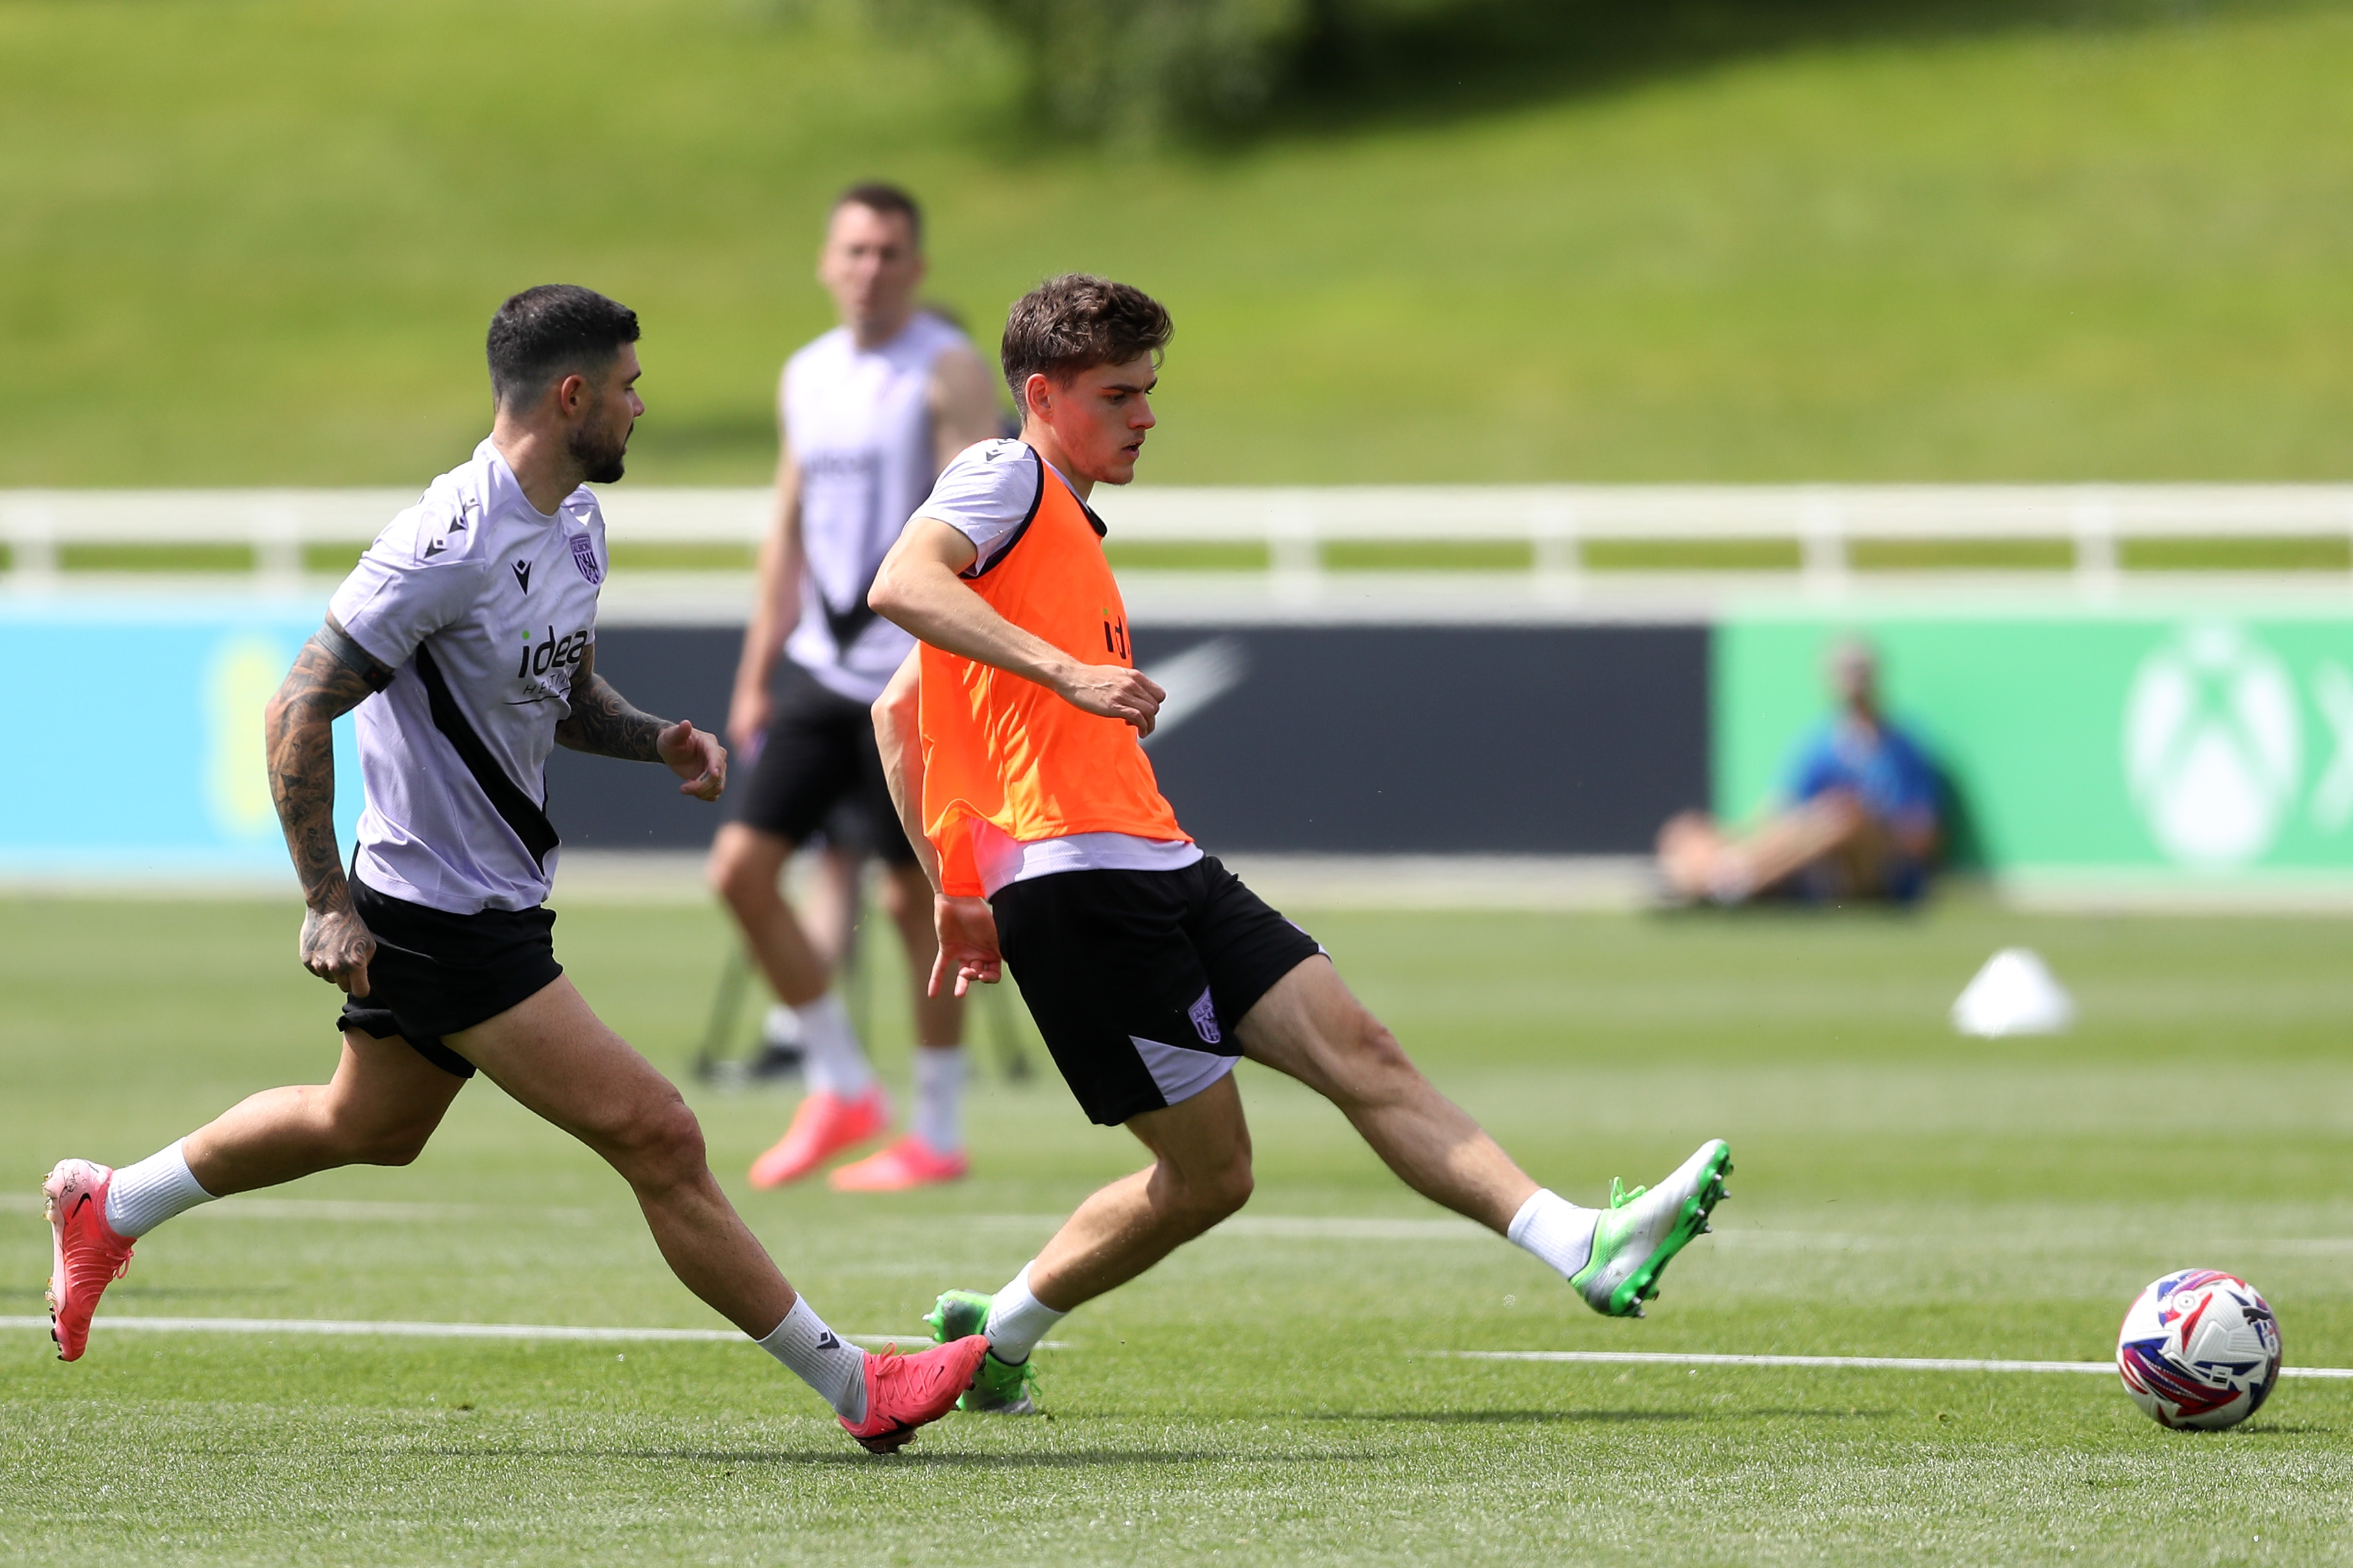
[864,274,1735,1414]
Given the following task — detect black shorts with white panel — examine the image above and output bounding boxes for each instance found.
[988,855,1325,1126]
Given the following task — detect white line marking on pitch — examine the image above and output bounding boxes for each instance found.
[0,1194,598,1224]
[14,1196,2353,1262]
[0,1316,928,1345]
[3,1318,2337,1381]
[1443,1349,2353,1381]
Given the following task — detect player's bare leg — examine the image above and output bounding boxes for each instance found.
[924,1074,1250,1413]
[452,975,793,1335]
[883,860,964,1054]
[742,839,857,1076]
[1658,796,1873,904]
[1235,957,1537,1231]
[1025,1073,1255,1307]
[709,822,835,1007]
[1236,956,1729,1316]
[1006,961,1533,1304]
[999,959,1537,1309]
[445,974,983,1447]
[45,1035,464,1360]
[713,823,893,1185]
[933,957,1729,1403]
[831,860,970,1190]
[798,843,864,972]
[182,1033,468,1194]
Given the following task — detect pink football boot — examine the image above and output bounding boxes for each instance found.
[840,1335,988,1453]
[44,1160,136,1362]
[748,1086,890,1188]
[829,1135,970,1192]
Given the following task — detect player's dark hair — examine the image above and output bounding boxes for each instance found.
[1000,275,1172,416]
[485,285,640,409]
[833,182,923,247]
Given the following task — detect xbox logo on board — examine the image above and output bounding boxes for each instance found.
[2123,623,2302,868]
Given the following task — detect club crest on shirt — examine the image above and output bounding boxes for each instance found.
[1188,987,1222,1046]
[568,533,604,585]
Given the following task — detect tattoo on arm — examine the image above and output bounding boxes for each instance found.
[268,616,389,911]
[554,646,666,761]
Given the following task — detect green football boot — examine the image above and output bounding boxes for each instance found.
[1570,1138,1732,1318]
[925,1288,1040,1414]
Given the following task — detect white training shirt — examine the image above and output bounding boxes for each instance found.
[781,311,971,705]
[329,438,605,914]
[914,438,1202,899]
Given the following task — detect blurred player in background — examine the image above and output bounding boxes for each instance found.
[42,286,984,1450]
[1657,636,1942,904]
[708,183,1005,1192]
[868,274,1733,1416]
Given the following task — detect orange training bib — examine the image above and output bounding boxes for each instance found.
[918,448,1187,895]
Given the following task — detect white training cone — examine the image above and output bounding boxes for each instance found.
[1951,948,2076,1038]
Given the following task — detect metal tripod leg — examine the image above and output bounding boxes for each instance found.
[692,944,753,1085]
[977,980,1032,1081]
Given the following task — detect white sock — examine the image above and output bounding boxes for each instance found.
[103,1139,216,1239]
[757,1296,868,1423]
[910,1045,966,1154]
[982,1261,1066,1365]
[794,993,873,1099]
[1508,1188,1600,1281]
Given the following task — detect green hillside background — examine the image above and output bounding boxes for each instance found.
[6,0,2352,487]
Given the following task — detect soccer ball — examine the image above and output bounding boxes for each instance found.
[2115,1270,2282,1430]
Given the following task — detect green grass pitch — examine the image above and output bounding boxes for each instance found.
[5,893,2352,1563]
[8,0,2353,487]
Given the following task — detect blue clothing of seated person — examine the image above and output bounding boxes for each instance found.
[1657,638,1943,906]
[1781,714,1941,904]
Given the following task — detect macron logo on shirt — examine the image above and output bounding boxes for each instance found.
[512,559,532,595]
[420,503,473,562]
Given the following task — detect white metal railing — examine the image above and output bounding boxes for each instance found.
[7,485,2353,594]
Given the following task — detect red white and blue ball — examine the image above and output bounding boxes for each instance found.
[2115,1270,2281,1430]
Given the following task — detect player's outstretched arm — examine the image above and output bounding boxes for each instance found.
[869,516,1164,734]
[872,650,1001,996]
[555,644,728,801]
[266,616,391,995]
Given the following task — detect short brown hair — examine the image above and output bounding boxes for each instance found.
[832,181,922,247]
[1000,274,1173,415]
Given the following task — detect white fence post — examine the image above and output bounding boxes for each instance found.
[1533,497,1580,598]
[4,501,58,586]
[1270,500,1319,603]
[255,503,301,590]
[1801,490,1847,596]
[2072,489,2118,599]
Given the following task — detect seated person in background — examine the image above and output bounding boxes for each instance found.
[1658,639,1940,905]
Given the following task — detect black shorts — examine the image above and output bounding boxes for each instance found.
[989,855,1324,1126]
[335,878,565,1079]
[728,660,916,865]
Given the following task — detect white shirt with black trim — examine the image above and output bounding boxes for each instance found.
[328,438,605,914]
[781,313,970,705]
[913,439,1202,899]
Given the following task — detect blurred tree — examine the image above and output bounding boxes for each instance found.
[963,0,1314,138]
[916,0,2258,141]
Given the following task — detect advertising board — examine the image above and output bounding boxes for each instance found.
[1718,607,2353,879]
[0,601,361,880]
